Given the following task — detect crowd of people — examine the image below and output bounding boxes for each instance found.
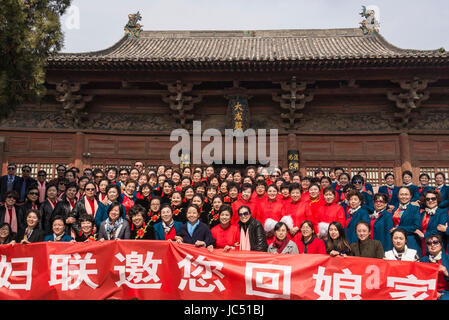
[0,162,448,299]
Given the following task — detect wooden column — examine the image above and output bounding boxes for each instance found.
[0,136,5,175]
[74,132,84,170]
[399,132,412,184]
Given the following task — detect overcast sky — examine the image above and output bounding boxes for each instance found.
[60,0,449,53]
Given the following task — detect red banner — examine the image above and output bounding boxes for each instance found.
[0,240,439,300]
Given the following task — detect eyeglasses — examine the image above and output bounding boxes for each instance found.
[426,197,437,202]
[22,170,31,173]
[7,167,15,170]
[238,211,250,217]
[353,180,363,184]
[85,188,96,191]
[426,240,440,246]
[28,192,39,196]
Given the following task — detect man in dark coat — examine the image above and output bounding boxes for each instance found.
[18,165,37,203]
[0,163,23,203]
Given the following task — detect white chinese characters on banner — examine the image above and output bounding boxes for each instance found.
[245,262,291,299]
[0,255,33,290]
[178,254,225,293]
[48,253,98,291]
[387,274,437,300]
[114,251,162,289]
[313,266,362,300]
[313,266,437,300]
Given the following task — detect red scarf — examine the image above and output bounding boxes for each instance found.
[273,238,290,254]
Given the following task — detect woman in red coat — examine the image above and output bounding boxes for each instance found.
[296,220,327,254]
[256,184,284,245]
[317,186,346,239]
[210,205,240,252]
[304,184,325,234]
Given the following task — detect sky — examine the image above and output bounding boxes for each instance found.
[60,0,449,53]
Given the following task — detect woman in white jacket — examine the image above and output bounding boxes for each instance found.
[384,228,419,261]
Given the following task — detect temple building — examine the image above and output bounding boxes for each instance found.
[0,12,448,186]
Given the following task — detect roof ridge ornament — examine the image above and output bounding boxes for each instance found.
[124,11,143,39]
[359,5,380,35]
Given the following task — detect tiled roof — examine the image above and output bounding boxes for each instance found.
[48,28,448,70]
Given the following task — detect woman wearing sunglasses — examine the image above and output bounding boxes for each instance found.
[369,193,394,252]
[419,234,449,300]
[416,190,449,256]
[237,205,267,252]
[71,181,100,236]
[351,175,374,213]
[17,185,40,232]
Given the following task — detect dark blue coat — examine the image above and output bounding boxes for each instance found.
[154,221,183,240]
[403,184,420,202]
[378,185,399,208]
[418,185,435,197]
[371,210,394,252]
[393,204,422,255]
[95,202,127,228]
[420,250,449,299]
[361,191,374,213]
[437,185,449,209]
[178,221,216,246]
[420,207,449,255]
[345,207,370,245]
[44,234,73,242]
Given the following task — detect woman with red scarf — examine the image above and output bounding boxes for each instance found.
[391,186,422,256]
[129,204,155,240]
[207,195,224,229]
[419,234,449,300]
[119,180,138,219]
[71,181,100,235]
[267,222,299,254]
[416,190,449,256]
[40,184,59,235]
[171,191,186,223]
[154,204,182,240]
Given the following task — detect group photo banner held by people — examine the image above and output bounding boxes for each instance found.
[0,240,439,300]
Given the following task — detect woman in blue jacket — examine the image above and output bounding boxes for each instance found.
[154,204,183,240]
[345,190,370,245]
[419,234,449,300]
[402,170,420,202]
[175,204,216,249]
[370,193,394,252]
[417,190,449,256]
[435,172,449,209]
[95,184,127,228]
[44,216,74,242]
[378,173,399,209]
[392,186,422,256]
